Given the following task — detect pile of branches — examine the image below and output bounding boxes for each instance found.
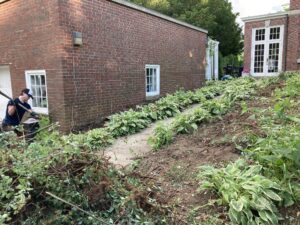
[0,131,166,225]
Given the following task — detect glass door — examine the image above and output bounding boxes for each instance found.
[251,26,284,76]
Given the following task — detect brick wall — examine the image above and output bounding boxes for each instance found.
[290,0,300,10]
[58,0,207,131]
[0,0,69,127]
[0,0,206,132]
[243,18,287,74]
[286,14,300,71]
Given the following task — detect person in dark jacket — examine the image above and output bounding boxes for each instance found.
[2,88,34,132]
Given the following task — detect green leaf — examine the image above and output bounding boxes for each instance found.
[228,208,239,224]
[191,123,198,130]
[287,116,300,124]
[230,199,244,212]
[265,211,278,225]
[263,189,282,202]
[258,210,269,222]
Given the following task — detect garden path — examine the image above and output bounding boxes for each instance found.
[103,104,202,168]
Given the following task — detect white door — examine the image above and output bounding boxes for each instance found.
[0,66,12,121]
[251,26,284,76]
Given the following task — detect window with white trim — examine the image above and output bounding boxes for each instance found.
[25,70,48,114]
[145,65,160,97]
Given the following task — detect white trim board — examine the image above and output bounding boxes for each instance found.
[110,0,208,34]
[242,10,300,22]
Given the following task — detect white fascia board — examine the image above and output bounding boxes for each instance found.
[242,12,288,22]
[0,0,9,3]
[110,0,208,34]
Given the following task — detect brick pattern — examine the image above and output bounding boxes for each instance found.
[290,0,300,10]
[286,15,300,71]
[58,0,206,130]
[0,0,206,131]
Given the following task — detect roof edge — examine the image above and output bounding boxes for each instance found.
[110,0,208,34]
[242,11,288,22]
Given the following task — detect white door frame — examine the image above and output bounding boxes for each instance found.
[251,25,284,76]
[0,66,12,120]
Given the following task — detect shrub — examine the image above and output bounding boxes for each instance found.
[198,159,292,225]
[85,128,114,150]
[148,124,174,150]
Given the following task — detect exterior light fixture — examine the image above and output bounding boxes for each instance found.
[72,31,83,46]
[297,58,300,64]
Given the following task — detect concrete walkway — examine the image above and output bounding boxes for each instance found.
[103,104,202,168]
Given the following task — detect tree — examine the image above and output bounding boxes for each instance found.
[129,0,243,57]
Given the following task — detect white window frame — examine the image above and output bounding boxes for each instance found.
[145,64,160,97]
[25,70,49,114]
[251,25,284,77]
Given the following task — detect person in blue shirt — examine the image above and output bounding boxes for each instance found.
[2,88,34,131]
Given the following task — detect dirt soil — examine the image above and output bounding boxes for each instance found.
[104,104,203,168]
[132,83,300,224]
[134,108,253,224]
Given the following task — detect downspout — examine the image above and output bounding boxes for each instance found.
[284,14,289,72]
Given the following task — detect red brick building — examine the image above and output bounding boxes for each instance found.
[0,0,207,131]
[242,0,300,77]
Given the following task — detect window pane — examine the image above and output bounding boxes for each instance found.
[268,43,280,73]
[42,98,47,108]
[28,74,48,108]
[41,75,46,85]
[145,66,159,94]
[153,69,157,91]
[37,87,41,97]
[255,29,265,41]
[31,75,35,85]
[270,27,280,40]
[254,44,265,73]
[35,76,39,86]
[32,87,36,96]
[32,97,36,107]
[42,86,46,98]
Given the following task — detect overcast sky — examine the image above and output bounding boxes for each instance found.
[229,0,290,26]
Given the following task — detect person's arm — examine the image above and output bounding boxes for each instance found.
[7,100,17,116]
[7,105,16,116]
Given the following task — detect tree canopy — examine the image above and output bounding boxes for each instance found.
[130,0,243,57]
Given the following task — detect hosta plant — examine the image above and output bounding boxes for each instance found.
[85,128,114,150]
[198,159,292,225]
[148,124,174,150]
[108,109,151,137]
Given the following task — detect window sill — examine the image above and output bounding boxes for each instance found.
[32,107,48,115]
[146,94,160,101]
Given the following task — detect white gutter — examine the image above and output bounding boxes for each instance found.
[110,0,208,34]
[0,0,9,3]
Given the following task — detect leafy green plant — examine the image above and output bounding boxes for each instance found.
[0,136,167,225]
[108,109,151,137]
[202,98,231,116]
[85,128,114,150]
[149,76,271,150]
[172,113,198,134]
[148,124,174,150]
[198,159,290,225]
[240,101,248,115]
[0,131,25,150]
[273,98,292,120]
